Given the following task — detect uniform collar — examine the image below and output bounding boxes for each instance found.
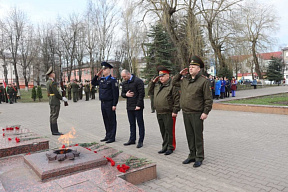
[101,74,111,80]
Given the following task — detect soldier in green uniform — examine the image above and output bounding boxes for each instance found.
[7,84,14,104]
[13,83,18,103]
[46,67,67,135]
[78,81,83,100]
[84,80,90,101]
[147,78,156,113]
[90,84,96,99]
[71,79,79,102]
[0,82,4,104]
[67,81,72,100]
[148,66,180,155]
[172,56,213,168]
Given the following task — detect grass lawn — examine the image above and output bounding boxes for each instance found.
[225,93,288,106]
[19,88,49,103]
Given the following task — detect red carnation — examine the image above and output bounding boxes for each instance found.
[6,128,9,130]
[8,138,12,141]
[94,151,97,153]
[15,127,20,130]
[74,144,79,146]
[15,137,20,143]
[62,145,66,148]
[2,133,5,136]
[106,157,115,166]
[2,129,4,131]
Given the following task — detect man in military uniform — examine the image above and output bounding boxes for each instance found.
[67,81,72,100]
[172,56,213,168]
[84,80,90,101]
[71,79,79,102]
[12,83,18,103]
[90,84,96,99]
[148,66,180,155]
[0,82,4,104]
[46,67,68,135]
[78,81,83,100]
[91,62,119,143]
[7,84,14,104]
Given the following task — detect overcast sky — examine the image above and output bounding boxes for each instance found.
[0,0,287,51]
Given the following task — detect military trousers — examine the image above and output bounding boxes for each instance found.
[183,112,204,161]
[101,100,117,140]
[50,105,60,124]
[85,92,89,101]
[156,113,174,150]
[73,92,78,102]
[150,95,155,112]
[68,91,71,100]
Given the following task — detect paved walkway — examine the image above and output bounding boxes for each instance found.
[1,86,288,192]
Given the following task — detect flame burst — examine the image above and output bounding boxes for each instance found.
[58,127,76,148]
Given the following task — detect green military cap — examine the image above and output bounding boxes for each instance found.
[45,67,54,75]
[157,65,170,77]
[190,56,204,68]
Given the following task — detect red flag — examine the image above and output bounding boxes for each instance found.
[3,80,6,89]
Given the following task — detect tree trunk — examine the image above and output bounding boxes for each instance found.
[13,61,20,89]
[251,41,263,79]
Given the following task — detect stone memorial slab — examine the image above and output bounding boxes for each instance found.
[24,146,107,180]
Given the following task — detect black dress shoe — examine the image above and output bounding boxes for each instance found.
[164,149,173,155]
[158,149,167,154]
[193,161,202,168]
[124,140,136,146]
[52,132,64,136]
[106,139,115,143]
[182,158,195,164]
[100,138,108,142]
[136,142,143,148]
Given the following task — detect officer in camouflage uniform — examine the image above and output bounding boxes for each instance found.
[46,67,68,135]
[148,66,180,155]
[172,56,213,168]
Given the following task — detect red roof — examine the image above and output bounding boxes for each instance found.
[230,51,282,62]
[257,52,282,60]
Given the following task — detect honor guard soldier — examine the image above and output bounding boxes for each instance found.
[90,84,96,99]
[91,62,119,143]
[71,79,79,102]
[84,80,90,101]
[148,66,180,155]
[67,81,72,100]
[46,67,68,135]
[7,84,14,104]
[79,81,83,100]
[172,56,213,168]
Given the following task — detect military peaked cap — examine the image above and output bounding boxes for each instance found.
[101,62,113,69]
[157,66,170,77]
[190,56,204,68]
[45,67,54,76]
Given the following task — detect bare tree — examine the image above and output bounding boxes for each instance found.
[0,19,9,84]
[235,0,278,79]
[197,0,242,70]
[4,7,28,89]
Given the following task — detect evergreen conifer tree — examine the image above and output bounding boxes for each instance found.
[266,56,283,85]
[31,86,36,101]
[37,86,43,101]
[144,24,176,82]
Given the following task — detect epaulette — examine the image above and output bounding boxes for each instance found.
[201,75,209,79]
[111,76,116,80]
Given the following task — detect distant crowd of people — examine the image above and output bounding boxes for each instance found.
[63,80,97,102]
[209,75,238,99]
[0,82,18,104]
